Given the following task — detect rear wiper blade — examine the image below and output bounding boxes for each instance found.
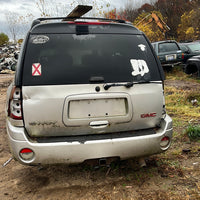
[103,81,161,90]
[103,82,133,90]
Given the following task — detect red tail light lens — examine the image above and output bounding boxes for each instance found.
[20,148,33,154]
[67,21,110,25]
[182,53,184,60]
[8,87,22,120]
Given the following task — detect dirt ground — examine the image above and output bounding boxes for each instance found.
[0,73,200,200]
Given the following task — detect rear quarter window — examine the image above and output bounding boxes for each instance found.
[188,43,200,52]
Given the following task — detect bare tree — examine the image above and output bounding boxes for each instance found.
[5,12,19,42]
[36,0,80,17]
[35,0,66,17]
[35,0,106,17]
[153,0,193,38]
[5,12,34,42]
[118,0,140,22]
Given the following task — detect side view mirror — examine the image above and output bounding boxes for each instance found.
[184,50,190,54]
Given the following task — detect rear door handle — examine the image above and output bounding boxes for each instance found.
[89,120,109,129]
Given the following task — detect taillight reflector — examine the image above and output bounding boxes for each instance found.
[10,113,23,120]
[19,148,34,161]
[160,136,170,148]
[20,148,33,154]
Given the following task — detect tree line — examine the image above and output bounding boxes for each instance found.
[1,0,200,43]
[106,0,200,42]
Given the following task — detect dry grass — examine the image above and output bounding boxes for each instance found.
[165,86,200,122]
[165,67,200,83]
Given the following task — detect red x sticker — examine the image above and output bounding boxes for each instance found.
[32,63,41,76]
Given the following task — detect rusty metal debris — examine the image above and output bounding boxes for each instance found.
[0,44,20,73]
[2,157,13,167]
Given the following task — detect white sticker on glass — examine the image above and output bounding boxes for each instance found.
[138,44,146,51]
[32,63,41,76]
[130,59,149,76]
[31,35,49,44]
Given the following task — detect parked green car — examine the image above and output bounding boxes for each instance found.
[179,41,200,63]
[152,40,183,70]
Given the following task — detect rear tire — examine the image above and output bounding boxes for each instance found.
[163,65,173,72]
[185,64,198,76]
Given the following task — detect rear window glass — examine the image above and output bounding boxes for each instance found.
[158,42,180,53]
[188,43,200,52]
[22,33,161,86]
[180,45,188,52]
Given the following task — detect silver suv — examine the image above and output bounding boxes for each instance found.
[6,14,172,165]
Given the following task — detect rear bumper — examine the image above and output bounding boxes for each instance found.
[6,115,173,165]
[162,62,182,67]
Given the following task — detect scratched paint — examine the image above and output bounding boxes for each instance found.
[23,84,163,137]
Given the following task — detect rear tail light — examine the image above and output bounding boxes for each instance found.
[8,87,22,120]
[19,148,34,161]
[160,136,170,148]
[182,53,184,60]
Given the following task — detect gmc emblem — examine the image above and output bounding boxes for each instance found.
[141,113,157,118]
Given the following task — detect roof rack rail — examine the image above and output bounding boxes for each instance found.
[31,17,126,28]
